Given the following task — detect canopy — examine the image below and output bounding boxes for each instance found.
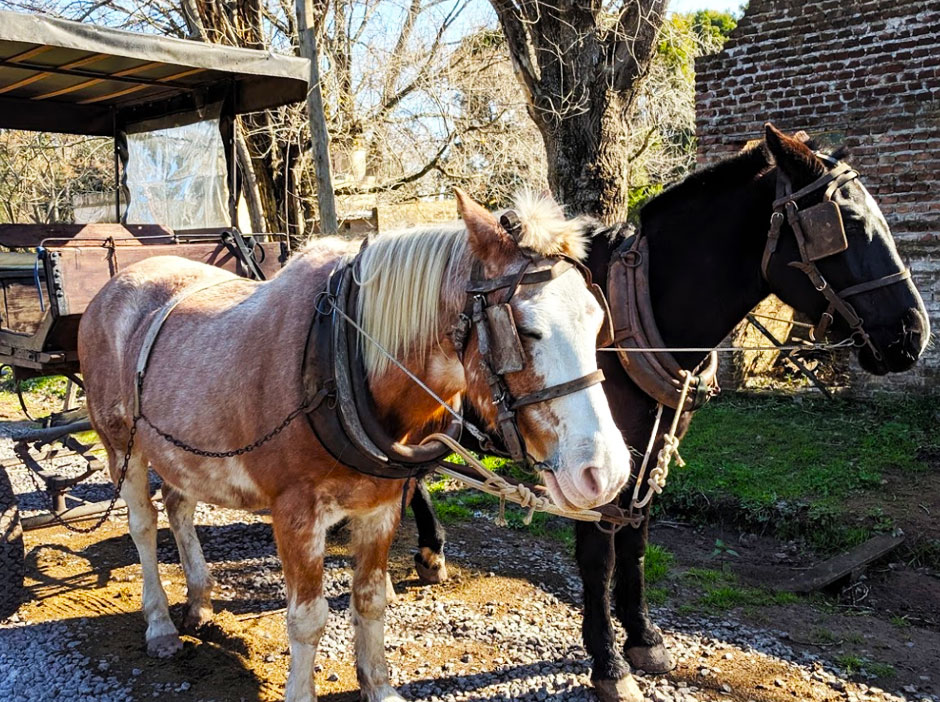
[0,10,309,135]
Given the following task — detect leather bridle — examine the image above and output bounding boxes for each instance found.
[451,246,612,469]
[761,159,912,362]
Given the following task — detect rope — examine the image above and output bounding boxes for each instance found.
[631,371,694,512]
[598,338,855,354]
[424,432,604,525]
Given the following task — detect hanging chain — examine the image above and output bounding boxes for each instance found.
[139,394,319,459]
[22,416,140,534]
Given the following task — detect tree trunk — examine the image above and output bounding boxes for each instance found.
[540,93,632,224]
[491,0,666,221]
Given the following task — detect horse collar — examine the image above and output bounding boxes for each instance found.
[606,230,719,415]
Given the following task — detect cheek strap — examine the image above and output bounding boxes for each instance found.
[510,369,605,410]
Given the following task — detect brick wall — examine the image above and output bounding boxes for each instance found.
[695,0,939,393]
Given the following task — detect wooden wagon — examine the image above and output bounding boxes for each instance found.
[0,10,309,615]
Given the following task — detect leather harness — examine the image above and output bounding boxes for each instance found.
[761,159,912,361]
[607,231,719,415]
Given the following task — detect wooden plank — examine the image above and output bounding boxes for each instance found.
[0,223,173,249]
[1,280,45,335]
[47,241,283,317]
[782,533,905,593]
[0,52,107,95]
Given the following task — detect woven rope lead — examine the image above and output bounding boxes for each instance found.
[423,432,605,525]
[632,370,693,511]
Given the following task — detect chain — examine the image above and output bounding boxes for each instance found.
[22,416,140,534]
[140,396,317,459]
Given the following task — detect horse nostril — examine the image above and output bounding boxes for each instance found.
[578,465,605,501]
[902,308,926,350]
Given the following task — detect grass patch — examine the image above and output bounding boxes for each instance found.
[647,587,669,606]
[644,544,674,585]
[660,394,939,553]
[836,654,896,679]
[679,565,798,613]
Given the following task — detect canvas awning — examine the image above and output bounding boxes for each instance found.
[0,10,309,135]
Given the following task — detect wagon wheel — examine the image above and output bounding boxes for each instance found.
[0,468,25,619]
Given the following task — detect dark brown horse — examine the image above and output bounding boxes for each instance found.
[410,125,930,702]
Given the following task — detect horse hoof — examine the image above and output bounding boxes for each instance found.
[385,573,398,605]
[361,683,406,702]
[147,633,183,658]
[414,551,448,585]
[183,605,214,633]
[592,675,644,702]
[626,643,675,674]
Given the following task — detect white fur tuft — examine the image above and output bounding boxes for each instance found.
[510,191,595,260]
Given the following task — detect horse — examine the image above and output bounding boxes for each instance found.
[407,124,930,702]
[77,189,634,702]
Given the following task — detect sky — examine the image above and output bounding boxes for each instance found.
[668,0,744,14]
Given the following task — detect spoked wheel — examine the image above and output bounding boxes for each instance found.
[0,467,25,619]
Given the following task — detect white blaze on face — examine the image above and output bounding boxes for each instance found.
[514,268,631,510]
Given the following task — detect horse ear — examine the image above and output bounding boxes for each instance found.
[455,188,517,268]
[764,123,826,187]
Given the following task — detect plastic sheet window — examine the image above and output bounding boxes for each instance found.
[125,118,229,229]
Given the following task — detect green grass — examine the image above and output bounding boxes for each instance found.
[836,654,896,679]
[644,544,674,584]
[679,565,798,612]
[661,394,938,553]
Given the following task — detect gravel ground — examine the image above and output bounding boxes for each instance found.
[1,427,936,702]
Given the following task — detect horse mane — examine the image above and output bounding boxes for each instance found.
[640,141,772,223]
[356,191,590,378]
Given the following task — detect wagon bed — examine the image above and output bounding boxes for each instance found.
[0,223,286,378]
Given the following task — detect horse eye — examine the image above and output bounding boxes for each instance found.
[518,328,543,340]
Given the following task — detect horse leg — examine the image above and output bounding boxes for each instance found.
[163,485,215,632]
[350,502,404,702]
[614,511,675,674]
[575,521,642,702]
[120,451,182,658]
[410,480,448,584]
[273,492,336,702]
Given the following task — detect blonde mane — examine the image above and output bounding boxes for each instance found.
[356,192,592,378]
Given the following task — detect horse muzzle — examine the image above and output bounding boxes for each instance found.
[858,307,929,375]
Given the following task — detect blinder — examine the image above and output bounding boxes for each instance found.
[798,200,848,262]
[455,238,611,468]
[762,157,912,361]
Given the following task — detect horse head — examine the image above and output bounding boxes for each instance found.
[762,123,929,375]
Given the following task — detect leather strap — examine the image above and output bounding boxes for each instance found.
[838,269,911,298]
[134,277,240,416]
[511,369,605,410]
[607,233,719,414]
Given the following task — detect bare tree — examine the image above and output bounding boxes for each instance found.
[489,0,667,221]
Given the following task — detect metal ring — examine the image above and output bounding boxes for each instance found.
[314,290,335,315]
[769,211,784,226]
[620,249,643,268]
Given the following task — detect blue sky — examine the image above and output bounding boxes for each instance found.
[669,0,743,14]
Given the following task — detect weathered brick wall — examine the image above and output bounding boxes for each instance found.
[695,0,939,393]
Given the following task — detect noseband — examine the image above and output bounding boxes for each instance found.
[451,252,611,469]
[761,159,911,361]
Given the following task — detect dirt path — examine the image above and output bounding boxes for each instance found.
[2,499,938,702]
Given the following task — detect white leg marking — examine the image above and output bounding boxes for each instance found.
[350,506,404,702]
[285,597,329,702]
[121,453,181,658]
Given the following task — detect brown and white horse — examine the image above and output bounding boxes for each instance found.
[78,190,631,702]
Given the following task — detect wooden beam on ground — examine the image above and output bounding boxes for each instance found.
[782,533,905,593]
